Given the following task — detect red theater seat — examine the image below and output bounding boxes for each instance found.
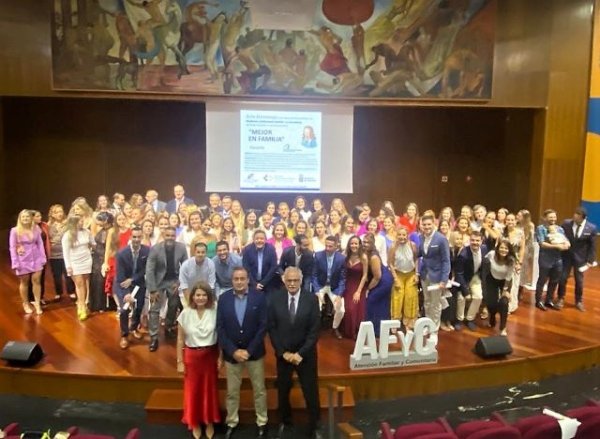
[519,419,561,439]
[511,414,557,437]
[454,419,505,438]
[566,405,600,421]
[574,414,600,439]
[380,422,394,439]
[412,433,458,439]
[464,426,521,439]
[2,423,19,436]
[124,428,140,439]
[393,418,453,439]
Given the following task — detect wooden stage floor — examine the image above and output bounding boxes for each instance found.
[1,259,600,404]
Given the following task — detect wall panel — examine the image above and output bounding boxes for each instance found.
[1,99,535,228]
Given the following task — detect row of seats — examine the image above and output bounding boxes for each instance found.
[0,424,140,439]
[380,399,600,439]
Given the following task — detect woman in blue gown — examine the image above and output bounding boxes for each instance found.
[363,233,393,337]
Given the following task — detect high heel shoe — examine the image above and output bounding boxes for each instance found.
[77,308,88,321]
[33,302,43,315]
[22,302,33,315]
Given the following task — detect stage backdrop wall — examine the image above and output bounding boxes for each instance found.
[0,97,534,230]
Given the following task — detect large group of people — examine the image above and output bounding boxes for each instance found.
[8,184,598,439]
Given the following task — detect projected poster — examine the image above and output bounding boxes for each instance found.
[240,110,321,192]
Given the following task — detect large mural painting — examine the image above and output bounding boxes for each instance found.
[51,0,496,99]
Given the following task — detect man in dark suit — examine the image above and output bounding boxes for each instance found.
[145,226,188,351]
[454,230,488,331]
[279,234,314,292]
[208,192,224,215]
[418,214,451,343]
[557,206,598,311]
[242,229,279,293]
[535,209,570,311]
[269,267,322,439]
[145,189,166,213]
[217,267,268,439]
[165,184,195,214]
[115,226,149,349]
[311,236,346,339]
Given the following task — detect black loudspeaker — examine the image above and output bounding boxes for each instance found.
[1,341,44,367]
[474,336,513,359]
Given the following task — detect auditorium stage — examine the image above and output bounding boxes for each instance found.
[1,260,599,404]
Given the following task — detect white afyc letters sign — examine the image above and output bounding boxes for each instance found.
[350,318,438,370]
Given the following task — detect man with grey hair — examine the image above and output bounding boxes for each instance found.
[269,266,322,439]
[145,189,166,212]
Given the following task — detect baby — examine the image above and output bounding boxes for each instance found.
[547,225,569,246]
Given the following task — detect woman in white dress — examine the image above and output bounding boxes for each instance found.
[62,215,94,321]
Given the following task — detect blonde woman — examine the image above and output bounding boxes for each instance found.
[312,220,328,252]
[504,213,525,313]
[62,215,95,320]
[9,210,47,315]
[178,211,203,257]
[70,198,94,230]
[241,210,259,247]
[48,204,76,301]
[388,227,419,330]
[229,200,245,235]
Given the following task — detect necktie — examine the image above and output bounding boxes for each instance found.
[132,250,139,273]
[575,224,581,239]
[289,296,296,323]
[257,250,263,279]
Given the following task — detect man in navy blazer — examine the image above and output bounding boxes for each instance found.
[418,214,451,339]
[115,227,149,349]
[165,184,195,214]
[217,267,268,438]
[454,230,488,331]
[242,229,279,293]
[312,236,346,339]
[557,206,598,311]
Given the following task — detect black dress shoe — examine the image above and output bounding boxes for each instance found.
[224,425,237,439]
[535,302,547,311]
[545,301,559,310]
[165,328,177,339]
[275,423,291,439]
[149,339,159,352]
[256,424,267,438]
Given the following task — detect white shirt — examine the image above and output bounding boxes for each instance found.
[472,248,482,273]
[486,251,513,281]
[573,220,586,238]
[177,307,218,347]
[423,233,433,255]
[312,237,326,253]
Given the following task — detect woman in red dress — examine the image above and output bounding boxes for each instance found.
[177,281,222,439]
[341,236,368,339]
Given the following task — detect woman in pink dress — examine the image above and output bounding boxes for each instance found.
[9,209,47,315]
[267,223,293,263]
